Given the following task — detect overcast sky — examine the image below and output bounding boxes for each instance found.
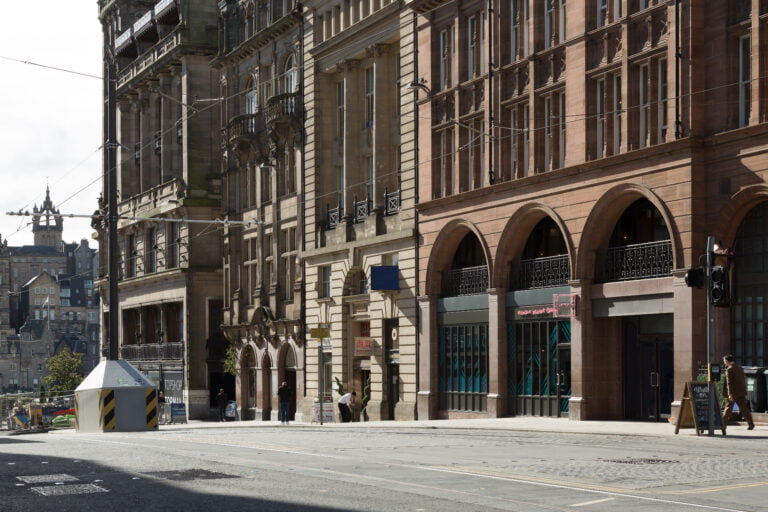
[0,2,102,249]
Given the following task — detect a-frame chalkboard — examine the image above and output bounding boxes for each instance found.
[675,381,725,436]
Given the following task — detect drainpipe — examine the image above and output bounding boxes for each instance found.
[487,0,495,184]
[674,0,682,139]
[411,9,420,420]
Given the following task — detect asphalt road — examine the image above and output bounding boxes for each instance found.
[1,424,767,512]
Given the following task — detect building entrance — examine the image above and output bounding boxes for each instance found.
[623,315,673,421]
[509,320,571,417]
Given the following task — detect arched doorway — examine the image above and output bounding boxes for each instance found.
[261,353,273,421]
[507,217,571,417]
[241,346,257,420]
[280,345,298,421]
[732,201,768,366]
[599,199,674,421]
[438,232,489,413]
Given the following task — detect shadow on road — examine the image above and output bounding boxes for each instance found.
[0,449,351,512]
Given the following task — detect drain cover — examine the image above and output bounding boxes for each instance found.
[605,458,679,465]
[142,469,238,481]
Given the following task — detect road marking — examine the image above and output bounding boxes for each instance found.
[17,474,79,484]
[30,483,108,496]
[425,466,750,512]
[79,433,756,512]
[570,497,615,507]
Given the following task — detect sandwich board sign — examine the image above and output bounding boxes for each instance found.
[675,381,725,436]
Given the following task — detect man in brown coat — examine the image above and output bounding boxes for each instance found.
[722,354,755,430]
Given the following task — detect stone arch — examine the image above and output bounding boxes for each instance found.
[713,184,768,246]
[576,183,681,280]
[240,343,258,410]
[342,265,368,296]
[493,203,574,289]
[424,219,492,296]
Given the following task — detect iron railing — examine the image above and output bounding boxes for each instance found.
[599,240,672,282]
[384,188,400,216]
[326,204,343,230]
[353,196,371,223]
[442,265,489,296]
[120,343,183,361]
[514,254,569,289]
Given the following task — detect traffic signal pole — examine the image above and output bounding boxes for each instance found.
[706,236,715,436]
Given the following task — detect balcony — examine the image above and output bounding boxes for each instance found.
[442,265,489,297]
[120,342,183,361]
[598,240,672,283]
[266,92,300,124]
[225,112,265,146]
[513,255,569,290]
[117,177,184,220]
[117,28,183,89]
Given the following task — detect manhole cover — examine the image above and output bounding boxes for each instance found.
[142,469,238,481]
[605,458,679,465]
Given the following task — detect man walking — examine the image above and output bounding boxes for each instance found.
[722,354,755,430]
[278,381,291,424]
[216,388,228,422]
[338,391,355,423]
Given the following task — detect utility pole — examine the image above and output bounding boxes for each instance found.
[706,235,715,436]
[106,57,119,361]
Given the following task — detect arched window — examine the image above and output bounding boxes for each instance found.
[442,233,488,297]
[283,54,297,94]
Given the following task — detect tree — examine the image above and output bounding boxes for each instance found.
[223,345,238,377]
[43,348,84,393]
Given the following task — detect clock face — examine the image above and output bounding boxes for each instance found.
[391,327,398,341]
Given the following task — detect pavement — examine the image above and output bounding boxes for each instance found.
[150,415,764,438]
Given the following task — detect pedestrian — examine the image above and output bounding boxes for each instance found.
[721,354,755,431]
[216,388,228,422]
[337,391,355,423]
[158,391,166,403]
[277,382,291,424]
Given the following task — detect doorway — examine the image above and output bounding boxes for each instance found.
[623,315,674,421]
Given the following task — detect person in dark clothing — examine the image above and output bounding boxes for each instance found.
[216,388,228,422]
[722,354,755,430]
[277,382,292,424]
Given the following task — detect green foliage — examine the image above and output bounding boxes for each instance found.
[223,345,239,377]
[42,348,84,393]
[334,376,344,396]
[361,375,371,418]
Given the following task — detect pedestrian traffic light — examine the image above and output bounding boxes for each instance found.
[710,265,730,307]
[684,267,704,288]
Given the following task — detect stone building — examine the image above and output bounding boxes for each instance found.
[215,1,307,421]
[97,0,225,415]
[412,0,768,422]
[300,0,419,421]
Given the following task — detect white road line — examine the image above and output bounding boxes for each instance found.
[570,497,615,507]
[79,433,751,512]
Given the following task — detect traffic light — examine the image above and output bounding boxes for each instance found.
[710,265,730,307]
[684,267,705,288]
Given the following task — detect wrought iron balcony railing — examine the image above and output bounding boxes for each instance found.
[384,188,400,216]
[120,342,183,361]
[326,204,343,230]
[442,265,489,297]
[353,196,371,223]
[514,254,570,290]
[598,240,672,282]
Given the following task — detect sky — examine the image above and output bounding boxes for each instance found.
[0,2,103,249]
